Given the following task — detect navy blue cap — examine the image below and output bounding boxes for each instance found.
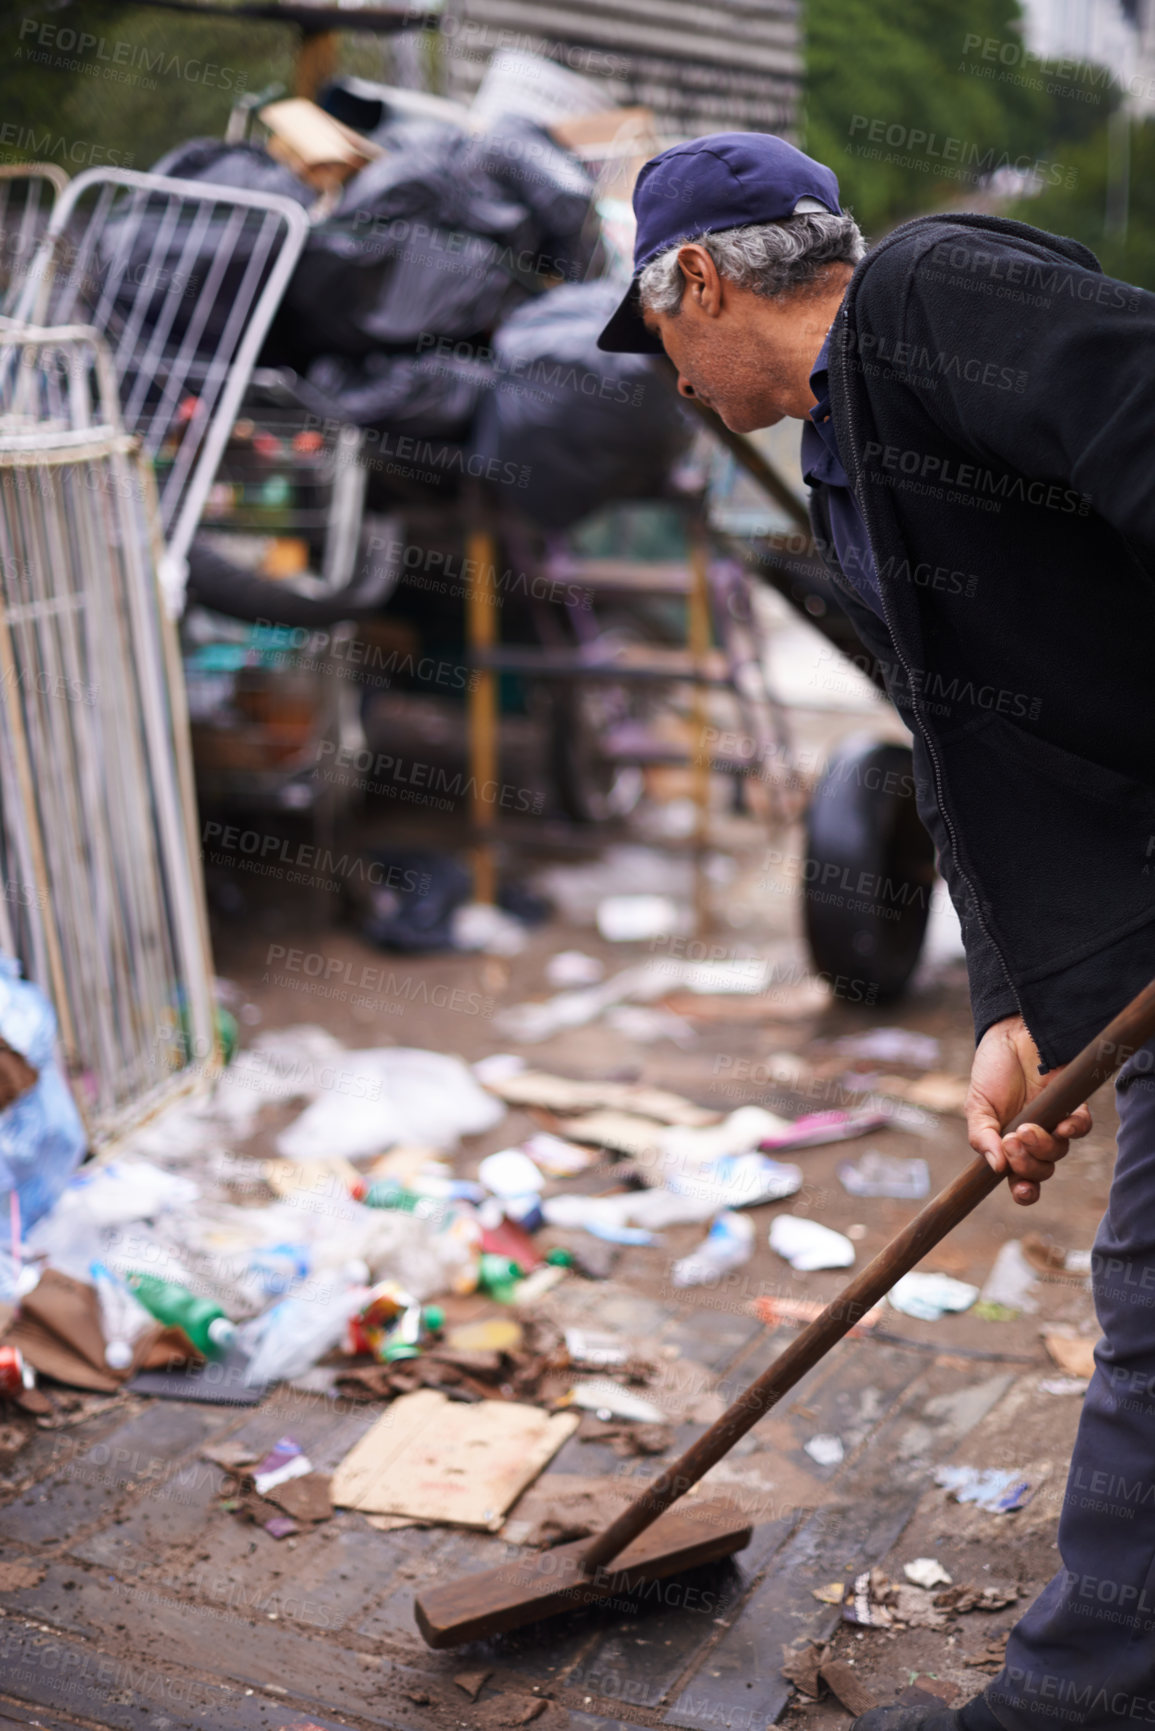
[596,132,842,354]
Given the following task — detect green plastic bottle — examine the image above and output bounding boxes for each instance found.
[125,1272,236,1359]
[362,1180,421,1212]
[477,1254,522,1304]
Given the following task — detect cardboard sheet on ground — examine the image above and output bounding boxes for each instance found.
[554,1109,668,1157]
[483,1068,716,1126]
[4,1268,197,1393]
[330,1389,579,1530]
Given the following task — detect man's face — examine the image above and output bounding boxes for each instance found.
[643,299,797,434]
[640,244,840,433]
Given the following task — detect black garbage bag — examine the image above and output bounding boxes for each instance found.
[470,282,692,528]
[360,850,473,952]
[95,140,311,361]
[151,138,313,207]
[465,118,595,282]
[277,121,538,360]
[343,120,532,243]
[281,224,524,360]
[296,349,491,439]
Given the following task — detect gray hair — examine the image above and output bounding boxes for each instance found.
[637,212,865,316]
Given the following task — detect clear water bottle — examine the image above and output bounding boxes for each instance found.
[90,1261,153,1370]
[671,1211,755,1288]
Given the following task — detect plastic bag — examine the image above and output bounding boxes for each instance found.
[0,956,86,1249]
[240,1280,365,1387]
[275,1047,504,1161]
[297,350,490,438]
[470,282,692,528]
[465,117,594,279]
[278,120,535,361]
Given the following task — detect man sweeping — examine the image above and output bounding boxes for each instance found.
[598,132,1155,1730]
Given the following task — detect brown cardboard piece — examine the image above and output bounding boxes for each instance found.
[331,1388,578,1530]
[4,1268,199,1393]
[261,98,381,191]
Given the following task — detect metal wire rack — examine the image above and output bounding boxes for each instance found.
[0,164,69,318]
[9,167,310,605]
[0,324,216,1141]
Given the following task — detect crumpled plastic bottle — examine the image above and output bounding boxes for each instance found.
[671,1211,755,1288]
[239,1267,368,1387]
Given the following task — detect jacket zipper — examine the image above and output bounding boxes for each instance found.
[827,296,1022,1034]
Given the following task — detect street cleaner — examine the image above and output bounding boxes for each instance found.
[598,132,1155,1731]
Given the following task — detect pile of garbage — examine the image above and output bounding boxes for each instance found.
[0,996,942,1413]
[129,70,689,526]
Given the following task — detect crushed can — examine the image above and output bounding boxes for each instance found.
[0,1344,32,1395]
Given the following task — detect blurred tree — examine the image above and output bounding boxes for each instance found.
[804,0,1055,236]
[803,0,1155,289]
[1009,118,1155,290]
[0,2,395,176]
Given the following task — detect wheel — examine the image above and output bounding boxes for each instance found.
[802,735,936,1003]
[546,683,645,825]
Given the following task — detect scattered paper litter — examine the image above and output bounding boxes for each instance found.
[276,1048,504,1161]
[892,1586,948,1629]
[478,1148,544,1199]
[597,893,685,942]
[935,1582,1018,1613]
[661,1106,792,1165]
[752,1294,884,1335]
[482,1066,716,1126]
[570,1380,667,1423]
[979,1240,1040,1315]
[934,1465,1034,1512]
[494,956,774,1044]
[543,1180,730,1241]
[888,1271,978,1320]
[833,1028,941,1068]
[804,1434,844,1466]
[564,1328,627,1368]
[533,845,695,923]
[838,1151,930,1200]
[654,956,774,995]
[1040,1376,1089,1396]
[253,1437,313,1496]
[904,1558,952,1589]
[554,1108,668,1159]
[545,950,605,988]
[769,1216,855,1272]
[879,1072,968,1115]
[540,1195,658,1245]
[451,901,527,956]
[760,1107,892,1150]
[330,1389,578,1530]
[603,1003,697,1046]
[523,1132,596,1176]
[473,1053,526,1085]
[1022,1232,1093,1282]
[666,1152,803,1211]
[1042,1331,1098,1380]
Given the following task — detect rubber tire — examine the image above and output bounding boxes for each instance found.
[803,736,936,1004]
[547,685,644,825]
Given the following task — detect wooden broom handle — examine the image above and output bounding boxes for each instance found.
[581,977,1155,1574]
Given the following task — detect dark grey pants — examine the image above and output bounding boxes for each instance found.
[985,1039,1155,1729]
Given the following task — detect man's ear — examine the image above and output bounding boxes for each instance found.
[677,244,723,317]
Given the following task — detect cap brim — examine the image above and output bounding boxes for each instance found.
[596,277,665,355]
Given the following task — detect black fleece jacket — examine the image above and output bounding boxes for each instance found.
[807,211,1155,1068]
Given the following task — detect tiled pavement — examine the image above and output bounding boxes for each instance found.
[0,1297,1021,1731]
